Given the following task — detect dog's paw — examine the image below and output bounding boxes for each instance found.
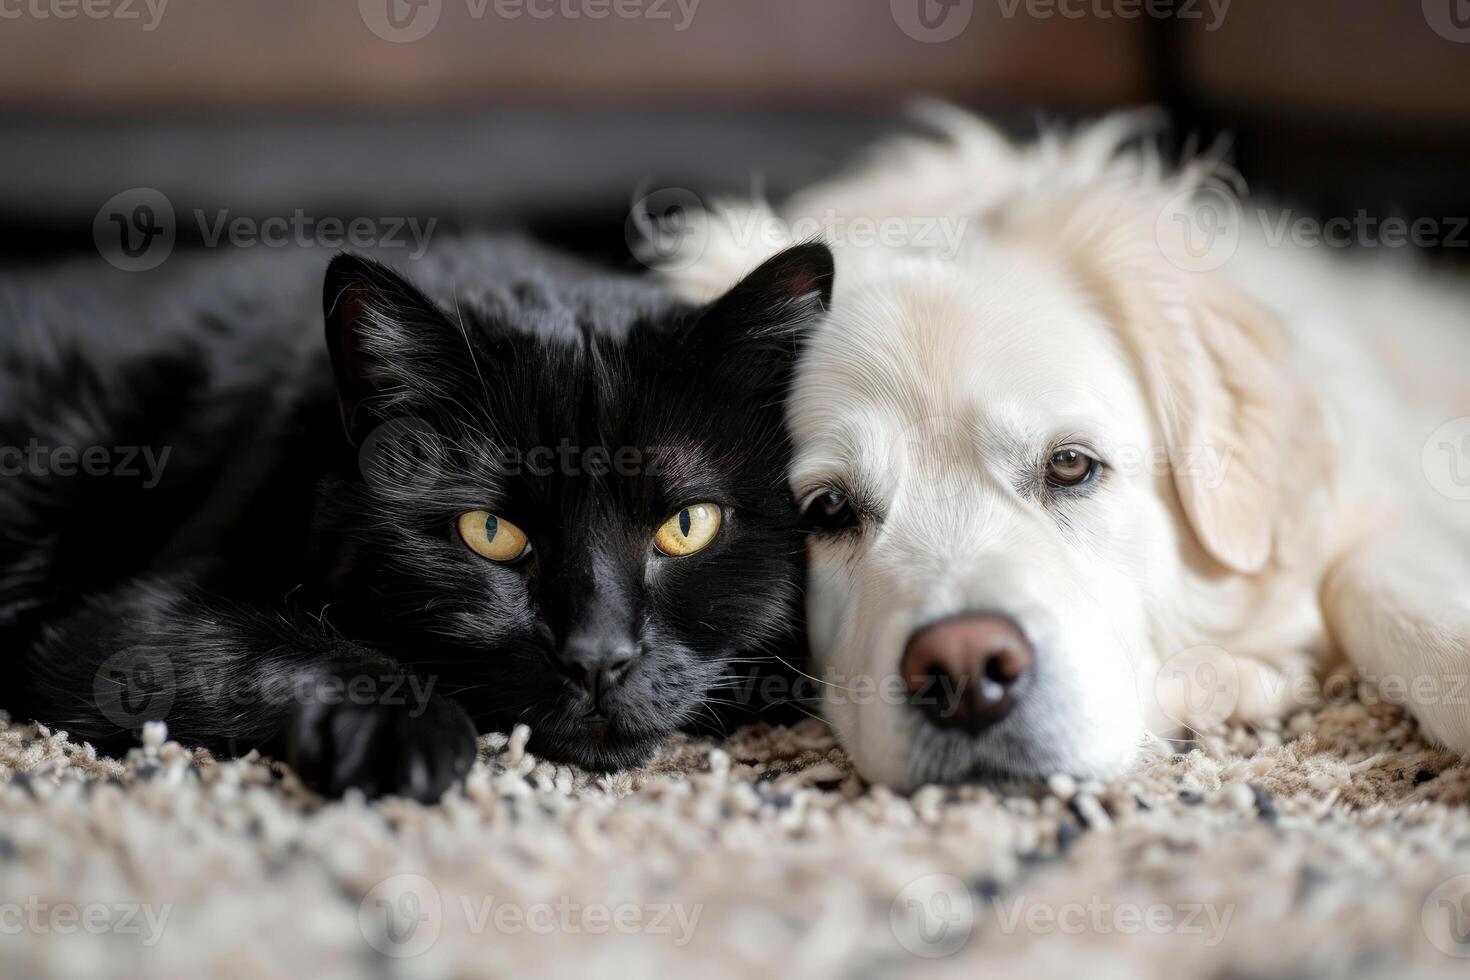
[1151,647,1319,736]
[1395,642,1470,756]
[288,684,477,803]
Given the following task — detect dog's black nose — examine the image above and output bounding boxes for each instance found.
[901,614,1033,734]
[557,638,638,705]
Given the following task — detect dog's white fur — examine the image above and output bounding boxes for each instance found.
[654,106,1470,789]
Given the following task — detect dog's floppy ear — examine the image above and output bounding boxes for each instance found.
[691,241,834,397]
[1128,281,1296,574]
[323,253,463,445]
[1010,175,1306,575]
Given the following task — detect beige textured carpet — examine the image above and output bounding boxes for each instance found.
[3,692,1470,979]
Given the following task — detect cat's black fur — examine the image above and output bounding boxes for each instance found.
[0,237,832,801]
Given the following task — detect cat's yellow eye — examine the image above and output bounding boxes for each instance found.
[456,511,530,562]
[654,503,722,557]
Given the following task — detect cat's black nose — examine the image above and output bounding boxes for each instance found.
[557,638,638,705]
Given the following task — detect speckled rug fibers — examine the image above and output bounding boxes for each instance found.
[2,691,1470,979]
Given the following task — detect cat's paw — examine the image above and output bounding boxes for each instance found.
[287,682,477,803]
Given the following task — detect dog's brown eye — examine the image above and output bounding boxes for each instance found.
[803,489,860,532]
[1047,449,1096,488]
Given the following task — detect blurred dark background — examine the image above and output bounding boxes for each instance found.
[0,0,1467,269]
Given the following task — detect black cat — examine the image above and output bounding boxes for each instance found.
[0,237,832,800]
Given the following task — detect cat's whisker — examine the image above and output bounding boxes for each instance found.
[772,654,857,695]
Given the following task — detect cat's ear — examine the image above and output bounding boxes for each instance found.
[693,242,834,395]
[323,253,461,445]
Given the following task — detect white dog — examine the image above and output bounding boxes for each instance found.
[653,106,1470,789]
